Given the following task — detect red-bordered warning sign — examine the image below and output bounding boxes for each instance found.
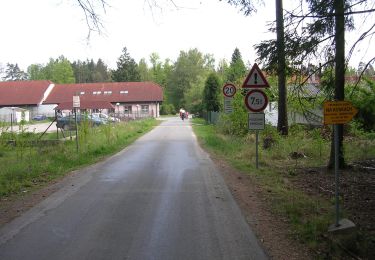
[242,63,270,88]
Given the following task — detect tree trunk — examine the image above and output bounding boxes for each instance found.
[328,0,346,169]
[276,0,288,135]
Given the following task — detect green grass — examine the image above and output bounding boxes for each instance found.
[0,119,159,197]
[192,118,375,258]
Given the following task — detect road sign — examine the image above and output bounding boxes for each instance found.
[242,63,270,88]
[224,97,234,113]
[323,101,358,125]
[244,89,268,112]
[248,113,265,130]
[223,83,236,97]
[73,96,80,108]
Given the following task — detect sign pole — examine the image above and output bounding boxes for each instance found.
[325,100,356,233]
[334,124,340,226]
[256,130,259,169]
[75,108,79,153]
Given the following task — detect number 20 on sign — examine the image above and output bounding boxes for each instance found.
[222,83,236,97]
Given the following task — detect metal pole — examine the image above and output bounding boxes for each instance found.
[75,109,79,153]
[334,124,340,226]
[256,130,259,169]
[10,113,13,133]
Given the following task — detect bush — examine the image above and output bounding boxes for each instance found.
[160,103,176,115]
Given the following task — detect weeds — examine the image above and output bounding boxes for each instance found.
[192,119,374,258]
[0,119,158,197]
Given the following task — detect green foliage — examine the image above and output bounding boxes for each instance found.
[166,48,214,110]
[71,58,111,83]
[203,73,221,112]
[28,56,75,83]
[160,103,176,115]
[112,47,141,82]
[27,64,46,80]
[138,58,153,81]
[217,92,248,136]
[346,78,375,131]
[226,48,247,86]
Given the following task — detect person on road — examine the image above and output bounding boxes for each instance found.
[179,108,186,121]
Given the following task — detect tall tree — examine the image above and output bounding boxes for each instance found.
[138,58,153,81]
[226,48,247,85]
[203,73,221,112]
[166,48,214,110]
[93,58,111,82]
[28,64,46,80]
[112,47,140,82]
[276,0,288,135]
[44,56,76,84]
[150,52,166,86]
[2,63,28,81]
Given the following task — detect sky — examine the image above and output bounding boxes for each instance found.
[0,0,374,72]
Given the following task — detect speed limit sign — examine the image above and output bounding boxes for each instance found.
[223,83,236,97]
[244,89,268,112]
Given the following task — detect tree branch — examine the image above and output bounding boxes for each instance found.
[290,8,375,18]
[349,57,375,98]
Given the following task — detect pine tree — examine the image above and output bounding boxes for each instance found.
[112,47,140,82]
[203,73,221,112]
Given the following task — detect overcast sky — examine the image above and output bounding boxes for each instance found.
[0,0,373,71]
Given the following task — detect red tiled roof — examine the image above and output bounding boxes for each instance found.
[0,80,53,106]
[44,82,163,105]
[55,101,115,110]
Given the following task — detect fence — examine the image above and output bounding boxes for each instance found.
[202,111,221,125]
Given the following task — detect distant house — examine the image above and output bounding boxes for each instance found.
[0,80,56,117]
[0,107,30,123]
[266,75,324,127]
[0,81,163,120]
[43,82,163,118]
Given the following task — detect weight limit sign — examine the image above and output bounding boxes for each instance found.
[244,89,268,112]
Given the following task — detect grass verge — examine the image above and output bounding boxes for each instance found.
[0,119,159,197]
[192,118,375,258]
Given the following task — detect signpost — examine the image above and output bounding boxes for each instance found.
[72,96,80,152]
[324,100,357,233]
[323,101,358,125]
[222,83,236,114]
[242,64,269,169]
[248,113,265,130]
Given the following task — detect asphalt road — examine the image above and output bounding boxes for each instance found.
[0,117,268,260]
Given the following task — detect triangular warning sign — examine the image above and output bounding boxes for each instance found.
[242,63,270,88]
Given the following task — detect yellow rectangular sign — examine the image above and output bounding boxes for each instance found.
[323,101,358,125]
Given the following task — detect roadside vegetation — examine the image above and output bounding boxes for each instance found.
[192,117,375,259]
[0,119,158,197]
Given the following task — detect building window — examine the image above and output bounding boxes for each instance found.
[80,91,85,95]
[104,91,112,95]
[93,91,102,95]
[120,90,128,94]
[124,106,132,114]
[141,105,149,114]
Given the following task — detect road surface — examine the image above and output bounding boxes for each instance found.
[0,121,57,134]
[0,117,268,260]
